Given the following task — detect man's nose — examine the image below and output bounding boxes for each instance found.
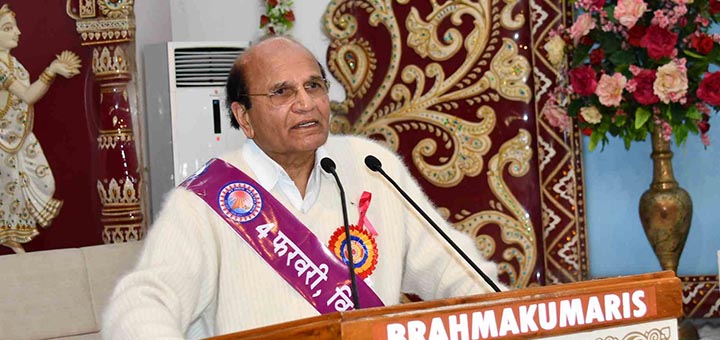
[292,87,315,112]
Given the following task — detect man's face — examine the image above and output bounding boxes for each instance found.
[236,39,331,161]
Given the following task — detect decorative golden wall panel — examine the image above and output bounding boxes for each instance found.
[324,0,588,288]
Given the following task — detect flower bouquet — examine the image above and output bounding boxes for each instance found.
[260,0,295,35]
[542,0,720,150]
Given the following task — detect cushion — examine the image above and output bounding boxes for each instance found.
[0,248,97,339]
[81,241,143,327]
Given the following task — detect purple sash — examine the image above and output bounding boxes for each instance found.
[181,158,384,314]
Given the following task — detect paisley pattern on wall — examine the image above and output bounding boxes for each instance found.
[324,0,588,288]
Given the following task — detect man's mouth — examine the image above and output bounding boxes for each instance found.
[294,120,318,129]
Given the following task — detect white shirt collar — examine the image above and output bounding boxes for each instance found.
[242,139,330,212]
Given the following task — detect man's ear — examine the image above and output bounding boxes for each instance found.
[231,102,254,139]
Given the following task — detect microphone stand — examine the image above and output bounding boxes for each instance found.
[365,155,502,293]
[321,158,361,308]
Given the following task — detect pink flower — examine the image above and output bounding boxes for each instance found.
[696,15,711,27]
[596,73,627,107]
[697,103,711,115]
[652,10,671,28]
[542,99,572,131]
[570,13,596,44]
[702,133,711,146]
[673,5,688,18]
[614,0,647,28]
[653,58,688,104]
[657,119,673,141]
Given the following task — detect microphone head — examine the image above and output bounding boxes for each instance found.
[320,157,336,174]
[364,155,382,172]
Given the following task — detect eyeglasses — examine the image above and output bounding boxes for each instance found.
[242,78,330,107]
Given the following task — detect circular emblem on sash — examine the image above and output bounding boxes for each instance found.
[218,182,262,222]
[328,225,378,279]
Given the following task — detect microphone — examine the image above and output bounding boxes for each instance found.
[364,155,502,293]
[320,157,361,308]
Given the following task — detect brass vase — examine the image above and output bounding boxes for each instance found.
[638,129,698,340]
[638,128,693,274]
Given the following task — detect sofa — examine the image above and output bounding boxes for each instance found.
[0,241,143,340]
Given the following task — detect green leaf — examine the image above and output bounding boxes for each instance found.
[614,114,627,127]
[635,107,651,129]
[664,105,674,122]
[688,61,711,80]
[710,45,720,64]
[589,130,602,151]
[599,114,612,131]
[686,106,702,120]
[605,7,615,21]
[568,99,583,117]
[686,118,699,134]
[609,50,636,66]
[683,49,707,60]
[674,124,689,145]
[571,45,592,67]
[623,135,632,149]
[598,33,622,54]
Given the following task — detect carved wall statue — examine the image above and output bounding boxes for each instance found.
[0,4,82,254]
[0,0,144,256]
[323,0,587,288]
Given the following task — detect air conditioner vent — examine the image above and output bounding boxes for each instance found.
[174,47,245,87]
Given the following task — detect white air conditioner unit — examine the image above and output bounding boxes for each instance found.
[143,41,250,219]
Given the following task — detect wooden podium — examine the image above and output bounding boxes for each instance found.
[211,271,682,340]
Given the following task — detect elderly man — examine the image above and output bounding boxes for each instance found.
[102,36,502,339]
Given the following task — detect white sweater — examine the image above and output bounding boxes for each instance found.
[102,135,502,339]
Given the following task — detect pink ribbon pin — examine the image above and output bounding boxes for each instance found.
[357,191,378,235]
